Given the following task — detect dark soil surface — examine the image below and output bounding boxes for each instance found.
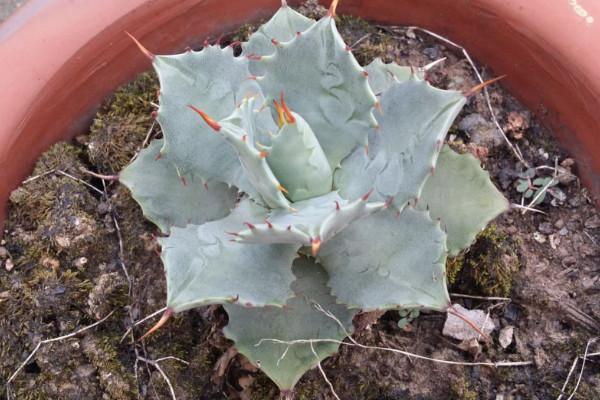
[2,2,599,399]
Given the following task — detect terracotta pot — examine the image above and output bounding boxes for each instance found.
[1,0,599,235]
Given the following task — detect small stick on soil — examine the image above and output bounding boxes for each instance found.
[258,303,533,369]
[309,341,341,400]
[349,33,371,50]
[584,231,599,249]
[155,356,190,365]
[140,121,157,152]
[23,168,106,196]
[120,306,168,343]
[450,293,511,302]
[137,356,179,400]
[511,203,547,215]
[22,169,56,184]
[129,120,158,164]
[5,310,115,400]
[111,210,133,295]
[411,27,528,168]
[557,337,598,400]
[96,178,133,296]
[79,169,119,182]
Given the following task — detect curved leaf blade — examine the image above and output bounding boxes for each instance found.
[160,198,299,312]
[317,207,450,311]
[223,257,357,391]
[119,139,238,234]
[154,46,260,196]
[242,5,315,76]
[258,15,378,169]
[334,76,466,210]
[416,145,509,256]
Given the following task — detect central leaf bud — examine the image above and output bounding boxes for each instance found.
[266,102,333,202]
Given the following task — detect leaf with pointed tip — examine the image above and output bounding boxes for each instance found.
[223,256,357,391]
[232,191,388,249]
[119,139,238,234]
[416,145,509,256]
[317,206,450,311]
[242,5,315,76]
[364,57,418,94]
[334,76,466,210]
[154,45,261,199]
[207,95,290,209]
[159,197,300,312]
[258,15,378,169]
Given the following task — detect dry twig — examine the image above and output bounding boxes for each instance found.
[557,337,598,400]
[309,341,341,400]
[257,303,533,370]
[556,337,600,400]
[120,306,168,343]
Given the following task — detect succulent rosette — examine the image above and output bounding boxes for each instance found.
[120,0,508,392]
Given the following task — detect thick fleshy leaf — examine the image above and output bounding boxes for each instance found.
[119,140,238,234]
[230,191,388,250]
[258,14,378,169]
[416,145,510,256]
[160,198,300,312]
[154,45,260,197]
[266,111,332,202]
[334,75,466,210]
[242,5,315,76]
[364,57,415,94]
[317,206,450,311]
[195,95,291,209]
[223,256,357,391]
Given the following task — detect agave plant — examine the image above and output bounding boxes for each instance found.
[119,0,508,395]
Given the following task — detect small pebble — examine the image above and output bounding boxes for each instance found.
[533,232,546,243]
[498,326,514,349]
[503,305,518,322]
[558,227,569,236]
[568,197,581,207]
[581,277,595,290]
[5,259,14,272]
[0,246,8,259]
[422,46,439,59]
[554,219,565,229]
[97,202,111,215]
[72,257,88,270]
[538,222,554,235]
[584,215,600,229]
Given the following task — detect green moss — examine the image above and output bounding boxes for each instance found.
[450,379,478,400]
[87,72,159,174]
[446,256,464,284]
[82,333,137,399]
[452,224,521,297]
[232,22,256,43]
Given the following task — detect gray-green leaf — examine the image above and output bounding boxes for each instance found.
[160,197,300,312]
[417,145,509,256]
[223,256,357,391]
[119,139,238,234]
[317,206,450,311]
